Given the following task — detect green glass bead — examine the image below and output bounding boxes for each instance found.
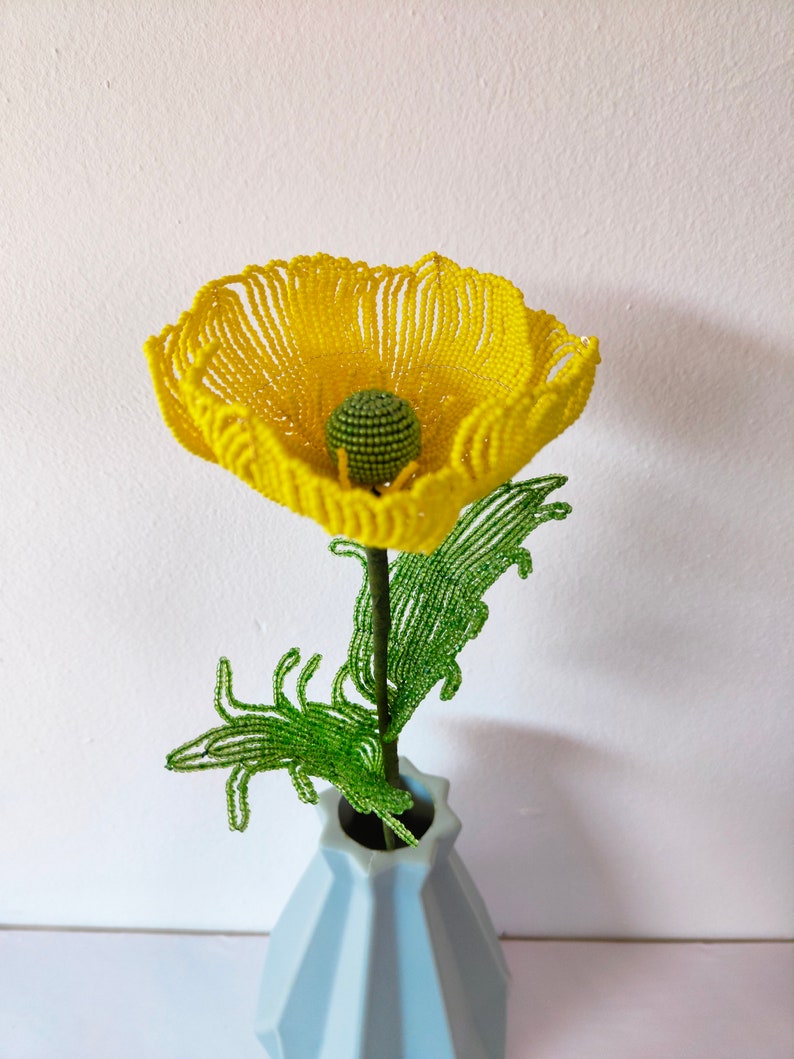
[326,389,421,486]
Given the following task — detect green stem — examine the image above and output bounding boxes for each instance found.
[365,545,400,850]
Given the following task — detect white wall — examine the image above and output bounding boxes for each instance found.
[2,0,791,938]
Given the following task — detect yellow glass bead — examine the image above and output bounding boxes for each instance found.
[144,253,599,553]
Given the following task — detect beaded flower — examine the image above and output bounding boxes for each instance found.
[144,253,599,553]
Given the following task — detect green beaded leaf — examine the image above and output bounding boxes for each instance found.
[165,475,571,841]
[166,651,416,843]
[331,475,571,740]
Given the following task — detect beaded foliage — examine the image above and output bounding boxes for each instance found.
[335,474,571,740]
[166,476,571,843]
[144,253,599,553]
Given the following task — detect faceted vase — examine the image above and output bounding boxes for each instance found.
[254,758,510,1059]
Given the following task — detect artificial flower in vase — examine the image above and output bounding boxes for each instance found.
[145,253,598,1058]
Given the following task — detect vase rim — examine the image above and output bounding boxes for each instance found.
[316,757,462,876]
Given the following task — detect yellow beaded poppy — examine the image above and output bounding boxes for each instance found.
[145,253,599,553]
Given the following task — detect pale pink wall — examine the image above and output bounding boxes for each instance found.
[2,0,791,937]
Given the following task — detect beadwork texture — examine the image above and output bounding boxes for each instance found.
[334,475,571,740]
[166,477,571,841]
[144,253,599,553]
[326,389,421,486]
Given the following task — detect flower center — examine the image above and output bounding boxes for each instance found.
[326,389,421,487]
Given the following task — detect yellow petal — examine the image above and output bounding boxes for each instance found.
[144,254,599,553]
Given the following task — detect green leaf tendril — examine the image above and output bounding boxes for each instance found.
[165,475,571,844]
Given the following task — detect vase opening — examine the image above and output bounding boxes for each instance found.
[338,773,435,850]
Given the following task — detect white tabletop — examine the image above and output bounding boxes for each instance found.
[1,931,791,1058]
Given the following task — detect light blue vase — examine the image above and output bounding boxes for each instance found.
[254,758,509,1059]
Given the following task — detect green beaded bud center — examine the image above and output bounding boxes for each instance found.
[326,389,421,486]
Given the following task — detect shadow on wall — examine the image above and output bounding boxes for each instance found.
[524,290,792,697]
[554,288,792,460]
[430,294,793,942]
[446,720,629,938]
[440,721,722,1056]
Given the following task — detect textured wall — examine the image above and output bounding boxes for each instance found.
[2,0,791,937]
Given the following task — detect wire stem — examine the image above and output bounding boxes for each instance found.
[365,545,400,850]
